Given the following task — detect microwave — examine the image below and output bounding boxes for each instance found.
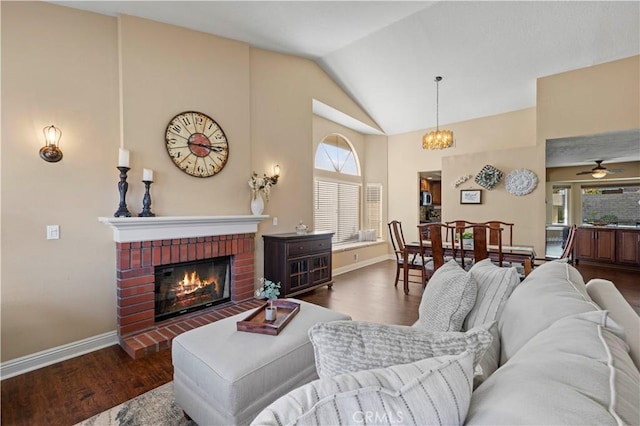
[421,191,432,206]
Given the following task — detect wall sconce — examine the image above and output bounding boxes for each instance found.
[267,164,280,185]
[39,124,63,162]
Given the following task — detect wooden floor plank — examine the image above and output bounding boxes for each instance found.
[1,260,637,425]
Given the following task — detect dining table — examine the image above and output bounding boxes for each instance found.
[402,240,536,294]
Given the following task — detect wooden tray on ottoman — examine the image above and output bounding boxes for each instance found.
[237,300,300,335]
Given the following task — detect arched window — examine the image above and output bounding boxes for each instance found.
[314,134,362,244]
[314,134,360,176]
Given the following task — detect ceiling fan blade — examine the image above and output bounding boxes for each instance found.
[576,171,593,175]
[607,169,624,174]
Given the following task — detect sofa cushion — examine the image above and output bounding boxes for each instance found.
[466,310,640,426]
[308,320,494,379]
[473,321,500,390]
[463,258,520,331]
[251,350,476,426]
[498,260,599,364]
[417,259,477,332]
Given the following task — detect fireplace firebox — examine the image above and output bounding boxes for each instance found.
[155,256,231,321]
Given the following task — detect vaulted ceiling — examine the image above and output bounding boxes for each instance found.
[51,1,639,140]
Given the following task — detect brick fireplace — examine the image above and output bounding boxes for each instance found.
[100,216,267,358]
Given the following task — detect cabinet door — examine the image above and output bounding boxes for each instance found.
[575,229,595,260]
[287,258,310,293]
[311,253,331,283]
[594,230,616,263]
[617,230,640,265]
[431,181,442,205]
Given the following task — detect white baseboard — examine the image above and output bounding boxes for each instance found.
[1,330,118,380]
[333,255,391,276]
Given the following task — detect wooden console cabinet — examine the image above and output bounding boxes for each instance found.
[617,228,640,266]
[263,232,334,297]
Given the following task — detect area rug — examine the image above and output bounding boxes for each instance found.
[77,382,195,426]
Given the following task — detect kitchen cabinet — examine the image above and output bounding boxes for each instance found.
[419,179,442,205]
[575,227,617,264]
[616,229,640,266]
[263,232,333,297]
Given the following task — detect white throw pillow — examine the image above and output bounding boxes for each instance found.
[417,259,477,332]
[308,320,494,378]
[463,258,520,330]
[251,350,476,426]
[467,310,640,426]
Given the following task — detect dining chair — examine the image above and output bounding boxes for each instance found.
[417,222,452,287]
[525,224,578,278]
[388,220,426,288]
[485,221,513,247]
[453,223,500,269]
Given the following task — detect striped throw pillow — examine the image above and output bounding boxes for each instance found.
[463,258,520,330]
[309,320,493,379]
[251,350,476,426]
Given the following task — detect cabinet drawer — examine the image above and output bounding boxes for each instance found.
[287,239,330,257]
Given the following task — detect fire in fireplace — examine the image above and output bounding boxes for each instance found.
[155,256,231,321]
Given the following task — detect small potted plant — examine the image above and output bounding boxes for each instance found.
[255,278,281,321]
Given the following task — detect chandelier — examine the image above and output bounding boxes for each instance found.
[422,76,453,150]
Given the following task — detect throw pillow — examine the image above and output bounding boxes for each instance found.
[308,320,494,379]
[463,258,520,330]
[251,350,476,426]
[417,259,477,332]
[473,320,500,389]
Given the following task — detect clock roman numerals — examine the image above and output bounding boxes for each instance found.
[165,111,229,178]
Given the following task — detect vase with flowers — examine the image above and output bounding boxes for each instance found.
[255,278,281,321]
[248,172,274,215]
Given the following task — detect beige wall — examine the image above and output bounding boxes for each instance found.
[388,108,538,246]
[1,2,381,362]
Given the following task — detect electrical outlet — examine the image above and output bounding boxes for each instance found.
[272,217,278,226]
[354,253,359,262]
[47,225,60,240]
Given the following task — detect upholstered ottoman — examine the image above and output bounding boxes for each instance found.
[172,299,351,426]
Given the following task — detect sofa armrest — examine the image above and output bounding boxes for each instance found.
[586,279,640,370]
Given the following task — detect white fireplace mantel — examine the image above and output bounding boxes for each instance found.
[98,215,268,243]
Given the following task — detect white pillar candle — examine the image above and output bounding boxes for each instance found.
[118,148,130,167]
[143,168,153,182]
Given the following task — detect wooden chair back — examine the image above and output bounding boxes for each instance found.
[560,224,578,261]
[444,220,478,242]
[388,220,406,261]
[456,223,498,267]
[485,221,513,247]
[418,222,452,285]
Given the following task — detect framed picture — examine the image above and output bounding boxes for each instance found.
[460,189,482,204]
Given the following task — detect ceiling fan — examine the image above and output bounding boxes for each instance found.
[576,160,624,179]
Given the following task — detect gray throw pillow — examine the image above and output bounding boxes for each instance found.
[251,350,476,426]
[309,320,493,379]
[463,258,520,330]
[417,259,477,332]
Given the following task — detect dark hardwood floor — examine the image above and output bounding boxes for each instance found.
[1,260,637,425]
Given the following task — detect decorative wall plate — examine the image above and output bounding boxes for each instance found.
[475,165,503,190]
[505,168,538,196]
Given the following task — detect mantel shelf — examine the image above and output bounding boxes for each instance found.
[99,215,269,243]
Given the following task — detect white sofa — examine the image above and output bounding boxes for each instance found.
[253,260,640,426]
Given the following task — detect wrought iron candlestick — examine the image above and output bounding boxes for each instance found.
[114,166,132,217]
[138,180,155,217]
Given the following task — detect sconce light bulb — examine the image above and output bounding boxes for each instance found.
[46,127,57,144]
[274,164,280,176]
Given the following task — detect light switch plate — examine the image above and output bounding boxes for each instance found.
[47,225,60,240]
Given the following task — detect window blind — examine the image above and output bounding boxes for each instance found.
[314,179,361,244]
[366,183,382,239]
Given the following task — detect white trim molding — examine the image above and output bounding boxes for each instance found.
[333,254,390,276]
[99,215,269,243]
[1,331,118,380]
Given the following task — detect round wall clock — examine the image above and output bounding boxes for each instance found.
[164,111,229,178]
